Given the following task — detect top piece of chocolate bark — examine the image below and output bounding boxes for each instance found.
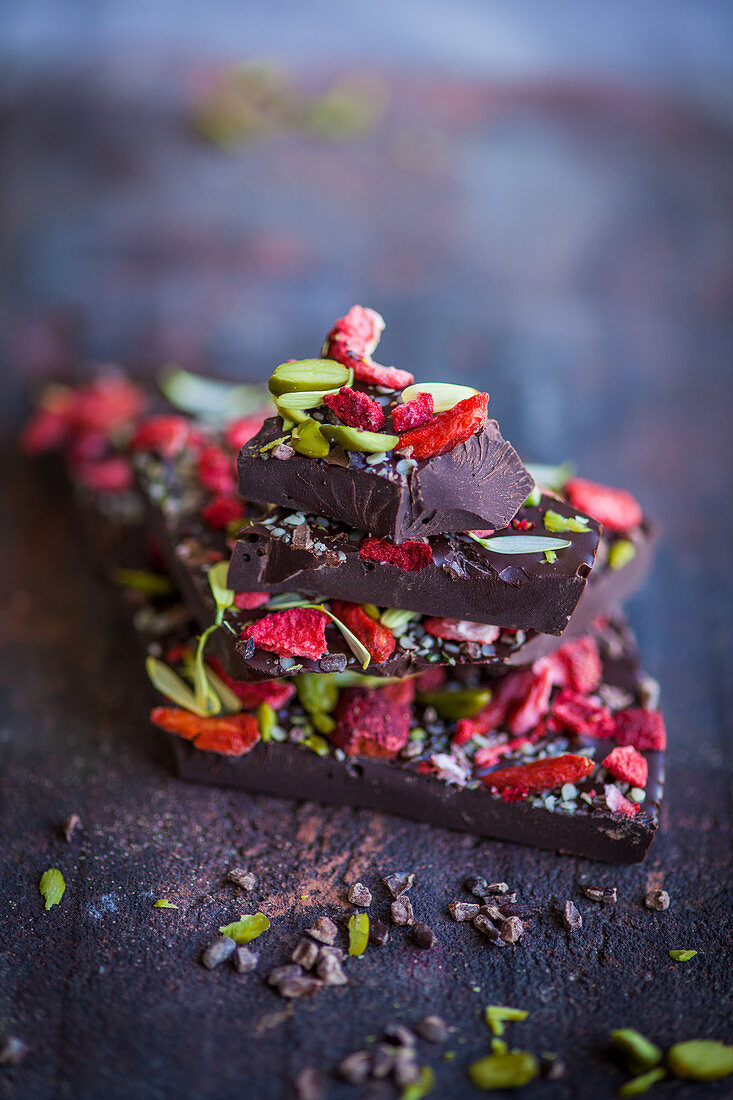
[237,306,533,541]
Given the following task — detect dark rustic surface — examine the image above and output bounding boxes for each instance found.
[1,14,732,1099]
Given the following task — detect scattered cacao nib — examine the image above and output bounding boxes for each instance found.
[480,903,505,922]
[233,946,258,973]
[464,875,489,897]
[316,946,348,986]
[485,882,510,895]
[500,916,525,943]
[291,523,315,552]
[202,937,237,969]
[292,938,320,970]
[228,868,256,891]
[0,1036,28,1066]
[268,964,303,986]
[383,1023,416,1048]
[294,1065,326,1100]
[473,914,505,944]
[448,901,480,922]
[581,885,617,904]
[271,443,295,461]
[383,871,415,897]
[369,918,390,945]
[307,915,338,944]
[62,813,81,842]
[318,653,348,673]
[415,1016,450,1044]
[371,1044,396,1078]
[241,636,256,660]
[561,900,583,932]
[278,974,322,999]
[411,922,435,949]
[392,1047,421,1088]
[391,896,415,925]
[645,889,670,911]
[339,1051,372,1084]
[541,1054,566,1080]
[348,882,373,907]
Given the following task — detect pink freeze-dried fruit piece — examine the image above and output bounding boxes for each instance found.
[614,708,666,751]
[329,688,411,758]
[76,456,133,492]
[424,618,500,645]
[233,591,270,610]
[398,392,489,460]
[545,635,603,694]
[197,444,236,493]
[201,494,246,530]
[241,607,329,660]
[224,416,266,452]
[454,669,534,741]
[131,415,191,459]
[359,536,433,572]
[392,392,434,432]
[550,689,615,739]
[602,746,648,788]
[604,784,640,818]
[322,386,385,431]
[207,658,295,708]
[565,477,643,532]
[325,305,414,390]
[506,660,554,736]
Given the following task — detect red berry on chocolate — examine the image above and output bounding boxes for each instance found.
[201,494,246,530]
[602,745,648,788]
[76,456,133,492]
[359,536,433,572]
[329,688,411,758]
[241,607,330,660]
[325,305,414,390]
[398,392,489,460]
[224,416,266,452]
[565,477,642,532]
[424,618,500,645]
[545,635,603,694]
[131,415,190,459]
[604,784,640,817]
[455,669,534,740]
[207,658,296,708]
[483,753,594,794]
[233,591,271,610]
[149,707,260,756]
[614,708,666,751]
[550,689,615,739]
[323,386,385,431]
[330,601,396,663]
[506,661,554,735]
[197,445,236,494]
[392,392,434,432]
[380,678,416,705]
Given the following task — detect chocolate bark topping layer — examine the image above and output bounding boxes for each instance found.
[237,416,533,541]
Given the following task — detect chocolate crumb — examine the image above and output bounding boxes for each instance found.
[383,1023,416,1048]
[480,903,505,922]
[202,937,237,969]
[369,918,390,945]
[561,900,582,932]
[464,875,488,897]
[62,814,81,842]
[581,885,617,904]
[316,946,348,986]
[338,1051,372,1084]
[416,1016,449,1044]
[278,974,322,999]
[485,882,510,895]
[267,964,303,986]
[241,636,256,660]
[233,946,258,973]
[393,1047,421,1087]
[294,1065,325,1100]
[391,896,415,926]
[448,901,480,922]
[348,882,372,907]
[228,868,256,891]
[500,916,525,943]
[383,872,415,898]
[318,653,347,673]
[411,922,435,949]
[645,889,670,911]
[473,914,505,944]
[307,915,338,944]
[292,938,320,970]
[0,1036,28,1066]
[371,1044,396,1078]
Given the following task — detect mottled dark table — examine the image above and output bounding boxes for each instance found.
[0,55,732,1100]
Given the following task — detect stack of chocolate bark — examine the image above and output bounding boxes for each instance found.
[23,310,666,863]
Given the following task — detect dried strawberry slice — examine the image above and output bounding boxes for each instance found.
[197,444,236,494]
[329,688,411,758]
[349,358,414,391]
[224,416,266,452]
[544,636,603,694]
[131,415,190,459]
[602,745,648,788]
[398,392,489,460]
[233,591,270,610]
[613,708,666,751]
[565,477,642,532]
[359,537,433,572]
[76,456,133,492]
[604,784,640,817]
[325,305,414,390]
[70,374,146,435]
[149,707,260,756]
[241,607,329,660]
[330,601,396,663]
[392,392,434,432]
[424,618,500,645]
[482,753,594,794]
[323,386,385,431]
[201,494,246,530]
[207,658,295,708]
[506,661,554,736]
[550,689,615,739]
[455,669,534,741]
[380,679,416,705]
[414,667,446,693]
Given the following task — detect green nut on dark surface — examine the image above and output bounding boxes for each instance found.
[419,688,492,720]
[268,358,353,396]
[321,424,399,453]
[611,1029,663,1073]
[468,1051,539,1090]
[296,673,339,715]
[667,1040,733,1081]
[291,417,330,458]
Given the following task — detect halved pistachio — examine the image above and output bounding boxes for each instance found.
[400,381,478,412]
[291,418,330,458]
[268,358,352,396]
[321,424,399,453]
[419,687,492,720]
[275,387,341,412]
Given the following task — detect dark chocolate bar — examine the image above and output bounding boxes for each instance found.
[237,415,533,542]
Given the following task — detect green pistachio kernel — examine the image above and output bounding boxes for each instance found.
[669,949,697,962]
[275,402,308,424]
[609,539,638,571]
[544,508,591,534]
[379,608,419,631]
[618,1067,667,1096]
[302,733,330,756]
[667,1040,733,1081]
[468,1050,539,1090]
[524,462,574,491]
[523,486,542,508]
[256,702,276,741]
[113,568,175,595]
[361,603,380,620]
[219,912,270,943]
[39,868,66,910]
[153,899,178,910]
[348,912,370,957]
[268,358,353,396]
[419,688,492,720]
[400,1065,435,1100]
[544,550,557,563]
[321,424,400,454]
[275,387,341,412]
[296,673,339,715]
[485,1006,529,1037]
[491,1039,508,1055]
[311,712,336,735]
[612,1030,663,1073]
[291,417,330,458]
[400,381,478,412]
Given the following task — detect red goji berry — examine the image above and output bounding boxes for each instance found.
[330,600,396,663]
[505,661,554,735]
[482,753,594,794]
[149,707,260,756]
[398,392,489,460]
